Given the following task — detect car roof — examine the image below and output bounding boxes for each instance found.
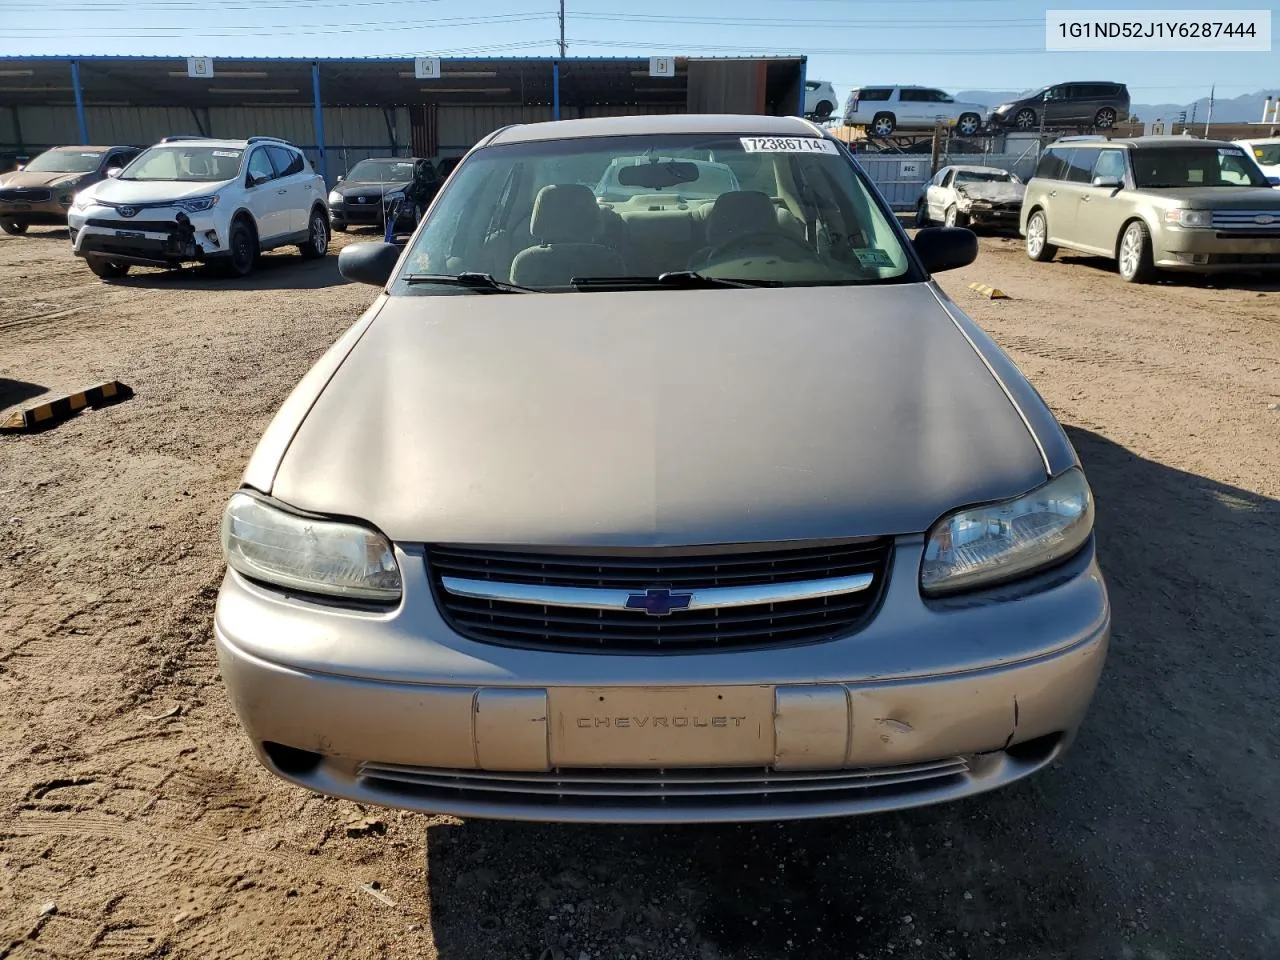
[1236,136,1280,145]
[484,113,825,145]
[47,145,133,152]
[1051,136,1244,150]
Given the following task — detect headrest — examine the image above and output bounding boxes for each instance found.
[703,190,780,246]
[530,183,601,243]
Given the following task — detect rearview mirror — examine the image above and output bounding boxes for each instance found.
[1091,175,1122,189]
[912,226,978,274]
[338,242,401,286]
[617,161,700,190]
[106,167,123,178]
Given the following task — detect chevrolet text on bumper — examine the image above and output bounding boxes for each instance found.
[215,114,1110,824]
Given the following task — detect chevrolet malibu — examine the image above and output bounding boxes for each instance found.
[215,113,1109,824]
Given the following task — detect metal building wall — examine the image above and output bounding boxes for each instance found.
[436,104,554,153]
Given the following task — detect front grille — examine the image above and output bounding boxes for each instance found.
[358,758,968,809]
[1211,210,1280,229]
[427,539,893,653]
[0,188,51,202]
[86,218,176,231]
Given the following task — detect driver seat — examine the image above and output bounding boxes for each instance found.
[691,190,805,263]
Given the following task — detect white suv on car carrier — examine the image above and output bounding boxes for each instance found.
[68,135,329,279]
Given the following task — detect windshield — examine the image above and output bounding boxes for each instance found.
[347,159,418,182]
[1131,147,1268,188]
[119,146,243,182]
[1247,143,1280,166]
[24,149,104,174]
[397,133,914,293]
[955,170,1018,184]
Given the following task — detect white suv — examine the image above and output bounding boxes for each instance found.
[68,135,329,279]
[842,86,987,138]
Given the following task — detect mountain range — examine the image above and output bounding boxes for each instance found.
[954,89,1280,124]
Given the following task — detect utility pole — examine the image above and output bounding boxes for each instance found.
[558,0,566,58]
[1204,84,1215,138]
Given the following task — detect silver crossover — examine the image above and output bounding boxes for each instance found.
[215,114,1109,824]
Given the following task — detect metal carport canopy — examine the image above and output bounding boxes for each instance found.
[0,55,814,109]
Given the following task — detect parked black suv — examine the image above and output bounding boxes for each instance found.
[329,156,442,232]
[988,82,1130,132]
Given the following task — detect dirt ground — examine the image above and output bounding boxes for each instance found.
[1,225,1278,960]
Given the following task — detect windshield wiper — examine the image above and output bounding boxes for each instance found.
[401,272,539,293]
[569,271,777,290]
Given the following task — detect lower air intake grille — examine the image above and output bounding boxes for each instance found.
[358,758,969,809]
[427,539,892,653]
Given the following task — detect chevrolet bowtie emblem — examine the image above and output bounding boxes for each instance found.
[624,588,693,616]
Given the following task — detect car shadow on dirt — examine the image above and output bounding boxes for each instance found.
[422,426,1280,960]
[106,252,349,292]
[0,377,48,412]
[1054,253,1280,291]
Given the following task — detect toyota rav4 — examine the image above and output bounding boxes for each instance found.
[67,135,329,279]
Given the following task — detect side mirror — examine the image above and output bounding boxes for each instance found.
[912,226,978,274]
[338,242,401,286]
[1268,176,1280,187]
[106,167,123,179]
[1091,175,1122,189]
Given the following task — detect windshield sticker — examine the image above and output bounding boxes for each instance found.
[740,137,839,155]
[853,248,896,268]
[212,150,241,158]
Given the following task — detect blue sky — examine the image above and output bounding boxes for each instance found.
[1,0,1272,105]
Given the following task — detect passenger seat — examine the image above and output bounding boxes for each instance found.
[510,184,625,286]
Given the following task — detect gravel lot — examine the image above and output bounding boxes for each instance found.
[1,225,1278,960]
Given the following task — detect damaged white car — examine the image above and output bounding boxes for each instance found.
[917,165,1025,231]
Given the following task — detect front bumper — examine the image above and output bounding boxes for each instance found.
[963,204,1021,227]
[68,206,226,266]
[330,201,412,228]
[215,536,1110,823]
[1154,228,1280,272]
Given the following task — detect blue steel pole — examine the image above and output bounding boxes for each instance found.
[552,61,561,121]
[796,58,807,118]
[71,60,88,143]
[311,62,329,185]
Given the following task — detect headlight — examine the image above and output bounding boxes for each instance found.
[384,189,405,200]
[328,190,342,204]
[994,103,1014,113]
[220,492,402,602]
[59,194,74,205]
[1164,208,1212,227]
[176,195,219,213]
[921,468,1093,596]
[72,193,96,210]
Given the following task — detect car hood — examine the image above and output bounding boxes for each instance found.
[956,181,1025,203]
[0,169,90,189]
[337,179,411,191]
[84,178,234,203]
[269,284,1048,546]
[1142,186,1280,208]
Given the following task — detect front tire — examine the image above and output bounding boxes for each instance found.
[86,257,130,280]
[915,201,929,228]
[0,219,28,235]
[957,112,982,137]
[1014,108,1037,130]
[1117,220,1155,283]
[1025,210,1057,262]
[220,220,257,277]
[299,209,329,259]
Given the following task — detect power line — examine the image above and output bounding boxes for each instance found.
[572,12,1041,27]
